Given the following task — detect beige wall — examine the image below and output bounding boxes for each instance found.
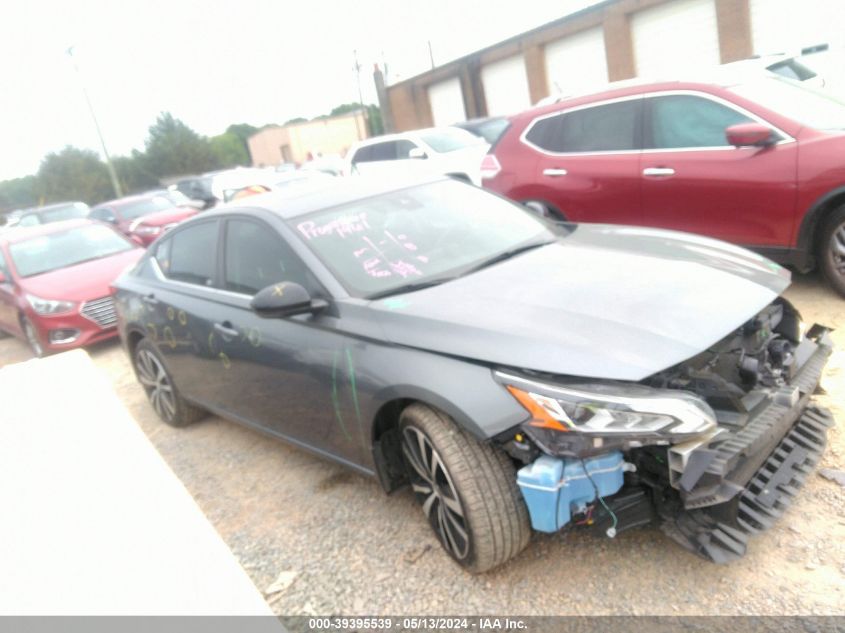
[247,111,368,167]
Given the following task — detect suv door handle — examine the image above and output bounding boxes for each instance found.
[642,167,675,177]
[542,168,568,177]
[213,321,239,339]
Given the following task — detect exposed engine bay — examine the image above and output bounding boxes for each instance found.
[497,299,834,562]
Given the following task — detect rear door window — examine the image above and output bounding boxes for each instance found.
[525,99,641,153]
[157,220,219,286]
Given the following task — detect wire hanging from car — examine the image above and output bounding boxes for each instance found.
[580,458,619,538]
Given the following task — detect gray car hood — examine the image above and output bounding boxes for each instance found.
[365,224,791,381]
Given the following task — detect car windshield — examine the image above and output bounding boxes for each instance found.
[292,179,555,297]
[729,76,845,130]
[418,128,485,153]
[119,196,175,220]
[39,203,89,224]
[10,224,134,277]
[460,119,509,144]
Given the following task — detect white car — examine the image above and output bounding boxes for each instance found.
[344,127,489,186]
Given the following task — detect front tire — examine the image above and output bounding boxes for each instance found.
[399,404,531,573]
[819,206,845,298]
[134,338,205,427]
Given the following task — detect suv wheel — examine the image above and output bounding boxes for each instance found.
[819,206,845,298]
[523,200,563,220]
[134,339,205,427]
[399,403,531,573]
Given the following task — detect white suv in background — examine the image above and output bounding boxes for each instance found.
[344,127,489,185]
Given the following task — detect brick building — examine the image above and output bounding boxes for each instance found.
[381,0,843,131]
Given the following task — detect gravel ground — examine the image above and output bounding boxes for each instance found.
[1,271,843,616]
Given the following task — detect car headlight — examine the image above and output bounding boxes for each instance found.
[496,370,717,455]
[132,224,161,235]
[26,294,76,315]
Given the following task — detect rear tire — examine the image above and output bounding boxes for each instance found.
[522,200,563,220]
[399,403,531,573]
[818,206,845,298]
[134,338,205,427]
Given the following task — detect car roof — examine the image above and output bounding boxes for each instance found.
[530,66,784,110]
[0,218,97,245]
[95,193,167,209]
[351,127,471,148]
[21,201,88,215]
[204,174,449,221]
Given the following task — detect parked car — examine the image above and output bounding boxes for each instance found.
[453,117,510,145]
[482,73,845,297]
[14,202,90,228]
[90,193,199,246]
[0,219,143,356]
[344,127,489,185]
[113,176,833,572]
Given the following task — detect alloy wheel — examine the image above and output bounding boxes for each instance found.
[402,426,470,560]
[23,319,43,357]
[136,349,176,423]
[829,221,845,278]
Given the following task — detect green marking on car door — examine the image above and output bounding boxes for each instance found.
[331,350,352,441]
[345,348,366,450]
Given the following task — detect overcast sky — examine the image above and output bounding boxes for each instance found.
[0,0,600,181]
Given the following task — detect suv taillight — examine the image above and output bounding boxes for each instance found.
[480,154,501,180]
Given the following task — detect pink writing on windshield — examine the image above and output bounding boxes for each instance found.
[297,212,371,240]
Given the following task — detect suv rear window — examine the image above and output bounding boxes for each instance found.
[525,99,640,153]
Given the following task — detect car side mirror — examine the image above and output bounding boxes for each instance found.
[408,147,428,159]
[250,282,328,318]
[726,123,776,148]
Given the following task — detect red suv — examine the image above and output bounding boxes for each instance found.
[482,74,845,296]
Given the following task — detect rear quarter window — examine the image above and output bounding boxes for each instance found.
[525,99,641,153]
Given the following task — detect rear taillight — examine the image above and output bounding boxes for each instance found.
[480,154,501,180]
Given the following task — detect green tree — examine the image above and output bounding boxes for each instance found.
[143,112,219,178]
[210,131,249,168]
[284,117,307,126]
[225,123,260,163]
[0,174,39,212]
[36,147,113,205]
[113,151,159,194]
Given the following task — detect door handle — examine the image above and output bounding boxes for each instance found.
[542,168,568,177]
[642,167,675,177]
[142,294,158,306]
[213,321,239,339]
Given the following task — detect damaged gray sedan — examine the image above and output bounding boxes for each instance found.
[113,177,834,572]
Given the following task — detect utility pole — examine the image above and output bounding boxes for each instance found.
[427,40,435,69]
[353,49,369,138]
[66,46,122,198]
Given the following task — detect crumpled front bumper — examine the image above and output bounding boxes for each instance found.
[662,326,834,563]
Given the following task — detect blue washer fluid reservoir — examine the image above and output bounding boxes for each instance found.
[516,452,625,532]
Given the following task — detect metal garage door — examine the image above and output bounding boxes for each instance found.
[481,55,531,116]
[428,77,466,126]
[544,26,608,98]
[631,0,720,78]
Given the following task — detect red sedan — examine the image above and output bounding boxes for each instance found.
[482,73,845,296]
[89,193,199,246]
[0,219,143,356]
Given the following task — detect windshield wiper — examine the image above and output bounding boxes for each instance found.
[367,276,457,300]
[461,239,554,276]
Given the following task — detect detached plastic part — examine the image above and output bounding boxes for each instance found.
[516,452,625,532]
